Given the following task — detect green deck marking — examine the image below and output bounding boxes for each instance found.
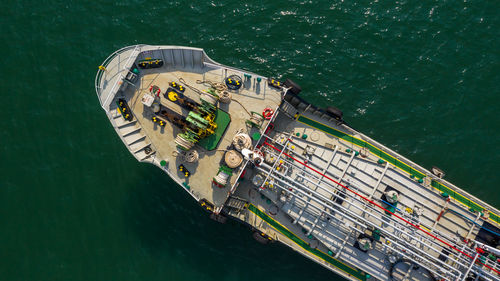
[297,115,425,178]
[247,204,367,281]
[297,115,500,227]
[198,109,231,150]
[431,180,500,225]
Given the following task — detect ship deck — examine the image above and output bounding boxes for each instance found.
[96,45,500,281]
[99,45,282,208]
[229,102,500,280]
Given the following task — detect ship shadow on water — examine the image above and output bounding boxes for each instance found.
[124,165,345,281]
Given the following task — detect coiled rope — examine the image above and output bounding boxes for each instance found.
[219,91,232,103]
[179,78,253,116]
[184,150,199,163]
[197,79,252,116]
[196,79,227,92]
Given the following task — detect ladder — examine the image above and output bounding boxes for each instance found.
[225,196,248,212]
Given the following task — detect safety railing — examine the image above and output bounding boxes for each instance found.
[94,45,143,109]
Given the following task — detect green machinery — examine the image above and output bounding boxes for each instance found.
[163,82,219,151]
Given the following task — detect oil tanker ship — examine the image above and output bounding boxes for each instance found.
[95,45,500,281]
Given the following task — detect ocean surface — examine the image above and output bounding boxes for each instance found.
[1,1,499,280]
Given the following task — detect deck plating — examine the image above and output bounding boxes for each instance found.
[96,45,500,281]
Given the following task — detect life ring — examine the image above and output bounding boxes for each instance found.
[262,108,274,120]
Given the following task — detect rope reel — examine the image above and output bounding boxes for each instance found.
[219,91,232,103]
[175,134,195,151]
[213,172,230,187]
[224,150,243,168]
[196,79,228,92]
[232,133,252,151]
[212,165,233,188]
[431,166,445,178]
[212,166,232,188]
[247,112,264,128]
[184,150,199,163]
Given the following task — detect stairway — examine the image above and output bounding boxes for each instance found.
[225,196,248,212]
[110,105,155,162]
[280,100,298,118]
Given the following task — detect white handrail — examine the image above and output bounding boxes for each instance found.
[101,74,124,111]
[95,44,144,105]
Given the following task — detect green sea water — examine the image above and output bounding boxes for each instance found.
[1,1,499,280]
